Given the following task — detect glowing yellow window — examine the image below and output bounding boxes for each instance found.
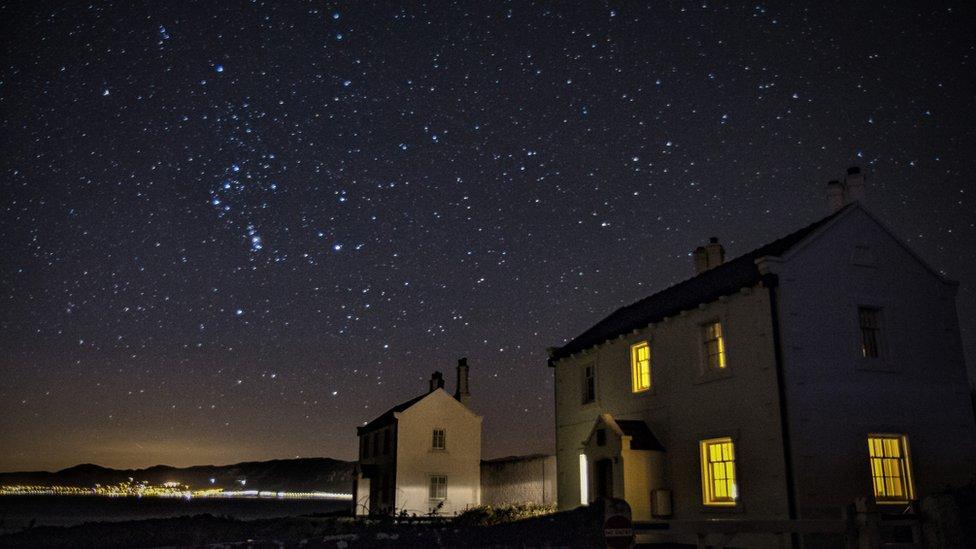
[868,435,915,503]
[700,437,738,506]
[630,341,651,392]
[702,321,727,370]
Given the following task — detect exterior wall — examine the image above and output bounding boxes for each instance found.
[771,208,976,518]
[355,423,397,514]
[352,474,371,516]
[480,454,557,506]
[394,389,482,515]
[554,288,790,521]
[621,445,664,521]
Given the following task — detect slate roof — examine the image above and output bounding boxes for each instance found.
[615,420,666,452]
[357,391,431,435]
[549,205,850,365]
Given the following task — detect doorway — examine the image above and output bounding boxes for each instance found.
[595,458,613,499]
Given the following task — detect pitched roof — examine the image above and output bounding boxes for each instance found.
[549,205,850,365]
[357,391,431,434]
[615,420,666,451]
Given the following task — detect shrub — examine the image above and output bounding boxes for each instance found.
[455,502,556,527]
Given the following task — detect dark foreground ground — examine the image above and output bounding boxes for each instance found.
[0,506,670,548]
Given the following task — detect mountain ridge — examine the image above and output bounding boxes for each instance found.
[0,457,355,493]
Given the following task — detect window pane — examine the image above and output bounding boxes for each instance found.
[702,322,727,370]
[631,342,651,392]
[867,435,914,502]
[859,307,881,358]
[701,437,737,506]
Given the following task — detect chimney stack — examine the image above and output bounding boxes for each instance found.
[429,371,444,393]
[844,166,865,202]
[827,180,846,213]
[694,237,726,275]
[826,166,866,213]
[454,357,471,406]
[693,246,709,275]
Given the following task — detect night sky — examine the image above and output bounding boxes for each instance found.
[2,2,975,472]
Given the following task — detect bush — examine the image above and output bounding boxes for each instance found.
[454,503,556,527]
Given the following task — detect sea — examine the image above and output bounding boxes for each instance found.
[0,495,349,533]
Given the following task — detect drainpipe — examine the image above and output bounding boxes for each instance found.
[762,274,799,538]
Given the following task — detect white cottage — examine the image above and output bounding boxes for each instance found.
[548,168,976,540]
[354,359,482,516]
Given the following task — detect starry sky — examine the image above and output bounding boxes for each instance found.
[2,2,975,472]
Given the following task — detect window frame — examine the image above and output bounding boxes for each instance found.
[431,428,446,451]
[867,434,915,504]
[630,341,652,393]
[858,306,883,360]
[428,474,448,502]
[581,363,596,404]
[700,436,738,507]
[701,321,728,372]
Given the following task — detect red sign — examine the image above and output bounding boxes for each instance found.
[603,514,634,548]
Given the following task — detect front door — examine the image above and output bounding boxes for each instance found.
[595,458,613,499]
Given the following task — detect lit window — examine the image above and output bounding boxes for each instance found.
[859,307,882,359]
[631,341,651,392]
[582,364,595,404]
[579,453,589,505]
[702,321,727,370]
[429,475,447,501]
[700,437,737,506]
[868,435,915,503]
[432,428,446,450]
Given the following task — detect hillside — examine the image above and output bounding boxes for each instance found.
[0,458,355,493]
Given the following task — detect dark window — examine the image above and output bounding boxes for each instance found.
[582,364,595,404]
[361,435,368,458]
[383,429,391,454]
[432,428,446,450]
[859,307,882,358]
[596,428,606,446]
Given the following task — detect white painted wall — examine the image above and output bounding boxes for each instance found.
[552,205,976,534]
[394,389,482,515]
[554,287,790,521]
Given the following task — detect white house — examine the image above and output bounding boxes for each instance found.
[354,359,482,516]
[548,168,976,541]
